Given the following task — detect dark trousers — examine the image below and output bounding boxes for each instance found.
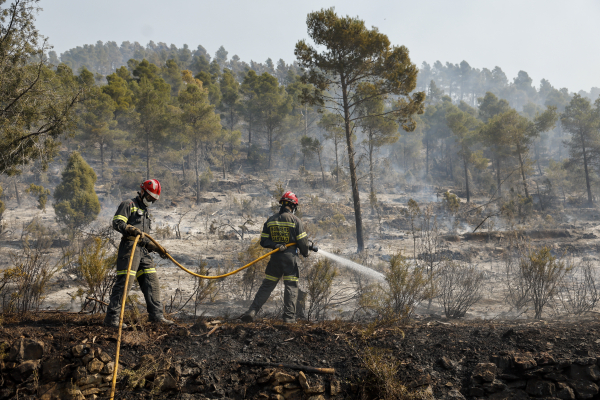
[105,242,163,323]
[249,253,299,321]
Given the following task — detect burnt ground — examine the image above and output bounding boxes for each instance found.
[2,313,600,399]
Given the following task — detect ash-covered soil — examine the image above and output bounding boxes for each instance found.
[3,171,600,321]
[2,313,600,399]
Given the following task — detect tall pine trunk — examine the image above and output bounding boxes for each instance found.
[334,138,339,183]
[342,77,364,252]
[517,146,529,198]
[580,130,593,205]
[317,149,325,187]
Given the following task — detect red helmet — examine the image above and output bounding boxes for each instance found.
[140,179,161,201]
[279,191,298,206]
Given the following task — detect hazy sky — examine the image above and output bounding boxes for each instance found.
[36,0,600,93]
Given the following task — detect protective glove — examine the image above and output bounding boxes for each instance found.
[147,242,168,259]
[277,244,287,252]
[125,225,142,237]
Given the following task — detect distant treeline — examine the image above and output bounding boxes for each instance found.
[51,40,600,111]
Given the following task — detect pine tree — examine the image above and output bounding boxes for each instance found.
[562,95,600,205]
[53,152,101,230]
[295,8,425,252]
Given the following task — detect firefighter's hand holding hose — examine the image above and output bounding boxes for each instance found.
[147,242,168,259]
[308,240,319,253]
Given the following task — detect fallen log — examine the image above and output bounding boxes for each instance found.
[237,360,335,374]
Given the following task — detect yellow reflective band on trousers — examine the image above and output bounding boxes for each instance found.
[117,270,136,276]
[113,215,128,222]
[283,275,298,282]
[265,274,279,282]
[136,268,157,278]
[266,221,296,228]
[297,232,307,240]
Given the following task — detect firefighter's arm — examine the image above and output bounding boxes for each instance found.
[112,201,132,235]
[259,222,278,249]
[295,219,309,257]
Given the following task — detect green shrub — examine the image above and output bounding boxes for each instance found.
[358,253,428,324]
[248,144,267,170]
[199,167,213,191]
[53,151,100,230]
[442,191,460,214]
[26,183,50,211]
[77,237,117,313]
[305,258,338,321]
[238,240,270,300]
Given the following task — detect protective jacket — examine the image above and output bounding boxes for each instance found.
[248,208,309,322]
[260,209,309,257]
[104,195,164,325]
[112,196,152,247]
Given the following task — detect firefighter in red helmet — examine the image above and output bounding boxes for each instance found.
[104,179,173,327]
[241,191,317,323]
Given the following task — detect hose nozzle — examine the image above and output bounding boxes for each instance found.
[308,240,319,252]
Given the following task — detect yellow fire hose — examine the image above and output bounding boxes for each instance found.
[109,235,297,399]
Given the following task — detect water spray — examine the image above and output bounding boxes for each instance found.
[317,249,385,282]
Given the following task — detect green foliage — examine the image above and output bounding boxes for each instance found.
[247,143,267,170]
[199,168,213,191]
[561,94,600,205]
[518,247,571,319]
[305,258,338,321]
[25,184,50,211]
[53,151,100,230]
[300,135,320,165]
[357,254,428,326]
[178,79,221,203]
[382,253,428,320]
[238,240,270,300]
[0,1,87,175]
[242,71,293,168]
[500,189,533,224]
[296,7,425,252]
[78,86,119,179]
[77,237,116,313]
[442,191,460,214]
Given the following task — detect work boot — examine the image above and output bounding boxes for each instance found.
[103,320,128,329]
[241,309,256,323]
[150,316,174,325]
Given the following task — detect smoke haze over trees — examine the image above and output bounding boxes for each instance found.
[2,1,600,254]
